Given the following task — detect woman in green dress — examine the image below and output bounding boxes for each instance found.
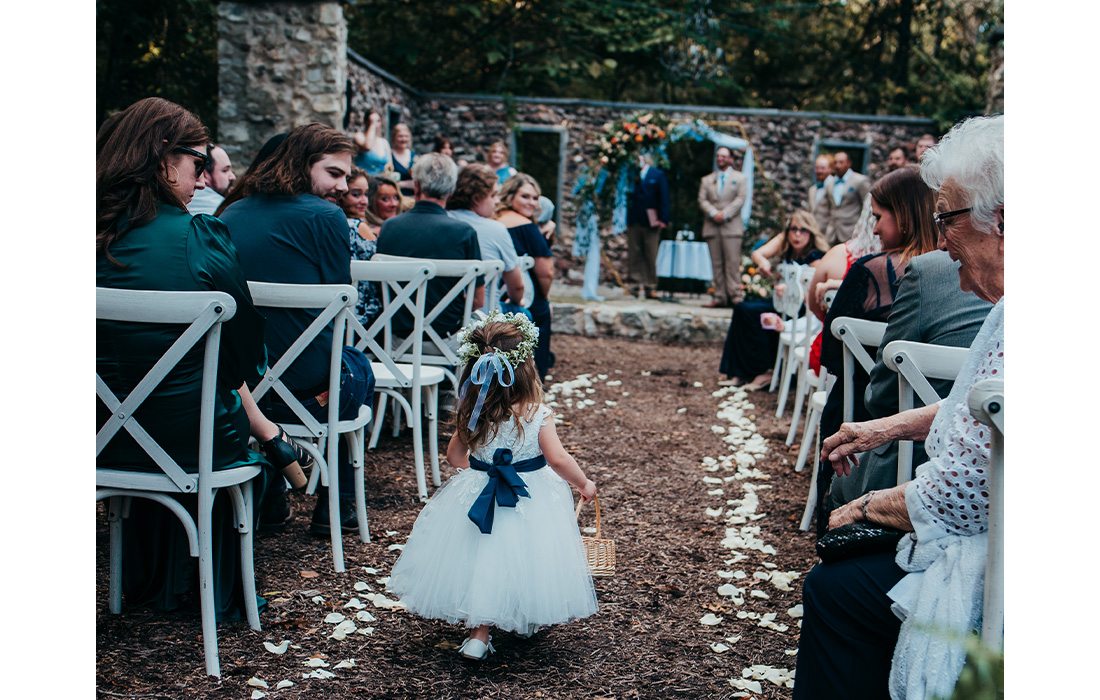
[96,97,294,617]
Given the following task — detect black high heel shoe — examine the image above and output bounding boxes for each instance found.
[259,426,312,490]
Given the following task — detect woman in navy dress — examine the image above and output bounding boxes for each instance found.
[496,173,555,380]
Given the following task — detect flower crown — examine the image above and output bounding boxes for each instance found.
[458,310,540,368]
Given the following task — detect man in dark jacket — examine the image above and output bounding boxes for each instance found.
[625,152,670,299]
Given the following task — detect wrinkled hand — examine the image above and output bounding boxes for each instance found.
[828,499,860,529]
[820,420,892,476]
[579,478,597,502]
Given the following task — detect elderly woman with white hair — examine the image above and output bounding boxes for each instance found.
[793,114,1004,700]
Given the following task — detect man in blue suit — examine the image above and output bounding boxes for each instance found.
[626,153,670,299]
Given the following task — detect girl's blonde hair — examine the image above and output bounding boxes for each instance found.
[778,210,829,259]
[452,321,543,449]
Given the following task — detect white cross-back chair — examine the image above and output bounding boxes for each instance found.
[783,266,826,440]
[372,254,504,395]
[484,254,535,313]
[771,264,816,417]
[247,282,372,573]
[768,262,803,396]
[797,371,836,531]
[347,259,444,502]
[967,378,1004,649]
[96,288,259,677]
[882,340,970,485]
[831,316,888,423]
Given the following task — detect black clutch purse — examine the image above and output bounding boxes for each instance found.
[816,522,906,563]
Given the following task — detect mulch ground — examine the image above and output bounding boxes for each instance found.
[97,334,822,699]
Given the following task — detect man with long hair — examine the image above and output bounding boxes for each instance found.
[219,123,375,538]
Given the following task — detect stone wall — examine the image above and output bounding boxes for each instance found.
[217,1,347,166]
[345,50,420,134]
[409,95,933,285]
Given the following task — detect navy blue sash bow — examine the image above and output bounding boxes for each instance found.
[467,448,546,534]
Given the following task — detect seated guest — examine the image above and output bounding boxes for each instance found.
[795,114,1004,700]
[434,135,469,168]
[495,173,555,380]
[820,248,993,524]
[718,211,828,389]
[376,152,484,340]
[485,139,517,184]
[815,166,941,474]
[390,123,416,197]
[339,167,383,329]
[352,110,391,175]
[97,97,303,617]
[363,172,402,237]
[187,143,236,216]
[446,163,527,315]
[219,123,376,538]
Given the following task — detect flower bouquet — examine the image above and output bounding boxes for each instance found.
[740,255,773,300]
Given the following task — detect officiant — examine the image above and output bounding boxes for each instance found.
[697,146,746,308]
[626,152,670,300]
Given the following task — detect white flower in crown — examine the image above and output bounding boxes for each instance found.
[458,310,540,368]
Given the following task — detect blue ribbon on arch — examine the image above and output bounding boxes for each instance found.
[460,351,515,432]
[467,448,547,534]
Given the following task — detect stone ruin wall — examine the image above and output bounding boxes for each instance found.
[216,1,347,166]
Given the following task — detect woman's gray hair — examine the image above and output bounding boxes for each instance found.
[412,152,458,199]
[919,114,1004,232]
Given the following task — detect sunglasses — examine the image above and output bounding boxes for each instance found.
[787,226,812,235]
[173,145,211,178]
[933,207,972,237]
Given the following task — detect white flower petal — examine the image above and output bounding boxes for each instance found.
[357,626,375,635]
[699,613,724,626]
[355,610,377,622]
[354,581,371,592]
[384,530,398,537]
[334,659,356,669]
[323,612,346,624]
[387,544,404,552]
[344,598,366,610]
[263,640,289,655]
[304,658,329,668]
[787,604,804,618]
[361,567,379,574]
[311,596,325,604]
[251,691,267,699]
[710,642,730,653]
[275,680,295,689]
[247,676,269,688]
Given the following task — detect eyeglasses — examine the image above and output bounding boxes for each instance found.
[787,226,812,235]
[933,207,972,237]
[173,145,211,178]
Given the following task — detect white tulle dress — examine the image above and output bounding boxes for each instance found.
[388,404,598,633]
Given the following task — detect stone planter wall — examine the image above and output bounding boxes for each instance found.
[551,302,729,345]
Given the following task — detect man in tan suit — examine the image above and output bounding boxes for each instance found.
[697,146,746,307]
[806,154,834,236]
[824,151,871,244]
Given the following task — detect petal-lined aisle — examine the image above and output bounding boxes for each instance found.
[97,334,820,699]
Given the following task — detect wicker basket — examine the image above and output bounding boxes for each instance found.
[575,495,615,577]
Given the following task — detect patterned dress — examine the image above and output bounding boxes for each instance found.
[348,218,382,327]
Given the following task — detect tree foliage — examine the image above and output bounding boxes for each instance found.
[347,0,1002,130]
[96,0,218,131]
[96,0,1002,134]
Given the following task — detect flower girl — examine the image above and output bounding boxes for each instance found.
[388,311,598,660]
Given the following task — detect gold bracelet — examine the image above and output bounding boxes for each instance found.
[860,490,875,521]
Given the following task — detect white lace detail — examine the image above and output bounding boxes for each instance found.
[912,299,1004,537]
[470,404,552,463]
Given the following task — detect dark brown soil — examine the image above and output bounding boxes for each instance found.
[97,334,820,699]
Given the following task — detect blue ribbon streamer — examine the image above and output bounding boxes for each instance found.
[460,351,515,432]
[466,448,547,534]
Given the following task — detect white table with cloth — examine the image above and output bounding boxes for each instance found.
[656,240,713,295]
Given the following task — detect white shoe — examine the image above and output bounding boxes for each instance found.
[458,636,495,660]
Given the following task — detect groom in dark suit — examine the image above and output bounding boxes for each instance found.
[626,153,670,299]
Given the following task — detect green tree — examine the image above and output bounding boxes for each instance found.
[96,0,218,130]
